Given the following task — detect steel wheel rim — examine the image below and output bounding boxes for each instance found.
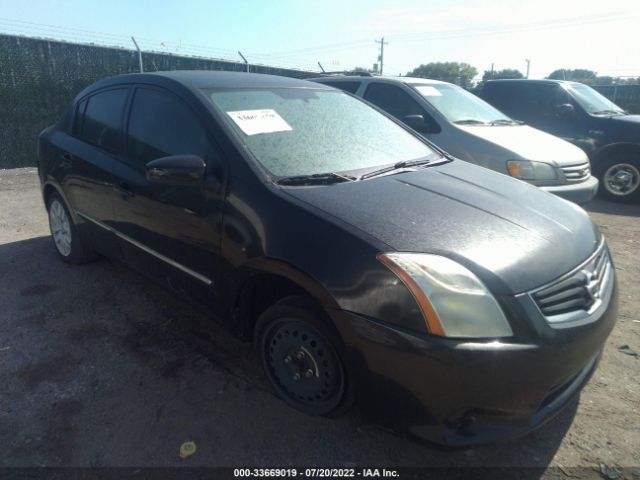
[604,163,640,196]
[49,200,72,257]
[263,318,345,414]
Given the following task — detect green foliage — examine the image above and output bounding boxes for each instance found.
[482,68,524,81]
[407,62,478,88]
[547,68,597,82]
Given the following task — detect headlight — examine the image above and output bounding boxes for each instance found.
[507,160,557,180]
[378,253,513,338]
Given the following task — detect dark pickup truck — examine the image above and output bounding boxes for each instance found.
[481,79,640,202]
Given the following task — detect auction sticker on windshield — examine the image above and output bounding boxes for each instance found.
[227,109,292,136]
[415,86,442,97]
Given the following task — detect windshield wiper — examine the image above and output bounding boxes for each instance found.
[591,109,626,116]
[490,119,523,125]
[453,119,490,125]
[359,158,439,180]
[276,172,354,186]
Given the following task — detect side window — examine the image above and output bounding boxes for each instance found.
[520,84,561,118]
[364,83,440,133]
[483,84,517,113]
[80,89,128,152]
[554,86,572,106]
[363,83,424,118]
[322,81,361,94]
[126,88,215,164]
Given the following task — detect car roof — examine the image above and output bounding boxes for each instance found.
[78,70,332,98]
[484,79,573,86]
[311,75,452,86]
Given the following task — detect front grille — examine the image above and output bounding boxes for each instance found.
[532,244,610,319]
[560,162,591,182]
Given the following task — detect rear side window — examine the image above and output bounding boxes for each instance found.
[321,81,361,94]
[518,84,563,118]
[364,83,424,119]
[126,88,214,163]
[80,89,128,152]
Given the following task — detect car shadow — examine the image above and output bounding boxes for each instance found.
[0,235,576,474]
[585,198,639,217]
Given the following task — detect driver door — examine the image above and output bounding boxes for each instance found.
[112,86,227,308]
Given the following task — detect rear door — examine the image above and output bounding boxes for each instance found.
[112,85,227,307]
[62,87,129,257]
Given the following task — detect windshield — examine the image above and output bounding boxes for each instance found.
[566,83,625,115]
[411,83,513,124]
[205,88,439,178]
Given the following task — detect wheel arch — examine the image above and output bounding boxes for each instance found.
[228,257,341,340]
[593,142,640,174]
[42,180,79,223]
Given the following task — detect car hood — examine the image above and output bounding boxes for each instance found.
[285,160,600,294]
[609,114,640,125]
[455,124,588,166]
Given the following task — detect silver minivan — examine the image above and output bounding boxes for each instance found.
[311,75,599,204]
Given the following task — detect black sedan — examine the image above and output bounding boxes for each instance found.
[37,71,618,445]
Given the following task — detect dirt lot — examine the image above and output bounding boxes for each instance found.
[0,168,638,475]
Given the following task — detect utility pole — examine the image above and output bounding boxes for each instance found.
[375,36,388,75]
[490,63,494,79]
[525,59,531,78]
[131,36,143,73]
[318,62,325,73]
[238,51,249,73]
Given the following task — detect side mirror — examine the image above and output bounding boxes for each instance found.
[403,114,440,134]
[557,103,575,117]
[403,114,426,130]
[145,155,206,186]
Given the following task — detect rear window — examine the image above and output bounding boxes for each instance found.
[80,88,128,152]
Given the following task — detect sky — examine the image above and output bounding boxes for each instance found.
[0,0,639,79]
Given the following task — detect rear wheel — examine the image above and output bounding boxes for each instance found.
[598,154,640,202]
[47,192,99,264]
[255,296,352,417]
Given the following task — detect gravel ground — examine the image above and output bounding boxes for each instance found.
[0,168,638,476]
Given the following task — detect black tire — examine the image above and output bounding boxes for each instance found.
[46,192,99,264]
[255,295,354,417]
[596,153,640,203]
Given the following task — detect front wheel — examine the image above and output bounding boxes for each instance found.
[47,192,99,264]
[598,154,640,202]
[255,296,353,417]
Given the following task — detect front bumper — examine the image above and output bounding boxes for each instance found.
[540,175,599,205]
[332,277,617,446]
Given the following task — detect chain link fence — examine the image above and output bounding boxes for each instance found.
[591,84,640,114]
[0,34,308,168]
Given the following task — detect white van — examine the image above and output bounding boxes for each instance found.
[311,75,598,204]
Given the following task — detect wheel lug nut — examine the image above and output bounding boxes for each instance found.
[284,355,292,364]
[292,373,301,381]
[305,369,314,378]
[296,351,305,360]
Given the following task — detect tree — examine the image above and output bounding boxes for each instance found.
[482,68,524,81]
[547,69,597,82]
[407,62,478,88]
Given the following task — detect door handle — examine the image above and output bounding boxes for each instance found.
[115,183,135,198]
[59,152,73,169]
